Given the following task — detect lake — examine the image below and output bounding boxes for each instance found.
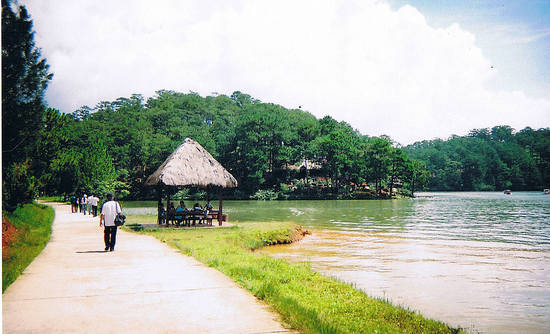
[124,192,550,333]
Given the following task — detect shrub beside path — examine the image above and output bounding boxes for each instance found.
[2,202,291,333]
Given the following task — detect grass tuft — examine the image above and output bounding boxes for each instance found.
[126,223,144,231]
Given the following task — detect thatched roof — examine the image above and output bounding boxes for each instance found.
[145,138,238,188]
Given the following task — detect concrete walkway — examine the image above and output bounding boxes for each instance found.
[3,203,291,333]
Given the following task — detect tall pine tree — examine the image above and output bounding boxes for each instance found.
[2,0,53,210]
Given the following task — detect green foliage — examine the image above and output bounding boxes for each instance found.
[2,0,52,210]
[173,189,190,200]
[30,85,548,198]
[311,117,363,192]
[251,189,279,200]
[136,224,462,333]
[2,160,36,211]
[190,189,207,200]
[404,159,430,197]
[37,196,65,202]
[406,126,550,191]
[365,137,392,195]
[47,134,117,195]
[387,147,409,198]
[2,203,54,292]
[34,86,550,197]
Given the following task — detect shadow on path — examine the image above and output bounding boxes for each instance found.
[75,250,109,254]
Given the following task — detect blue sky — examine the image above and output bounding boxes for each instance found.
[388,0,550,98]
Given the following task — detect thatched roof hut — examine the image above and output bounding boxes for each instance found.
[145,138,237,188]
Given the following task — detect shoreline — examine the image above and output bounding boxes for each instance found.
[134,219,463,333]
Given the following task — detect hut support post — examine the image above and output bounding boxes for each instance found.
[218,194,223,226]
[166,192,171,226]
[157,186,163,224]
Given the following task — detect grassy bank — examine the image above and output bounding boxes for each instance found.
[38,196,65,202]
[130,221,462,333]
[2,203,55,292]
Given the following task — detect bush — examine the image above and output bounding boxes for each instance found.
[2,160,36,211]
[250,189,278,200]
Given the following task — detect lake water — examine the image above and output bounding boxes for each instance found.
[124,192,550,333]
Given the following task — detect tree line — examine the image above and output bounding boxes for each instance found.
[38,90,429,201]
[33,93,549,203]
[405,126,550,191]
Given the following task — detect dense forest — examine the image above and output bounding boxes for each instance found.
[32,90,429,201]
[405,126,550,191]
[25,90,550,202]
[3,0,549,211]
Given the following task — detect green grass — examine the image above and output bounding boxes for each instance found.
[119,200,156,208]
[38,195,65,202]
[126,215,157,224]
[2,203,55,292]
[129,221,463,334]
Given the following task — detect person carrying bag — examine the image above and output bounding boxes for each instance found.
[99,193,122,252]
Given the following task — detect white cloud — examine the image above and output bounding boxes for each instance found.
[22,0,550,144]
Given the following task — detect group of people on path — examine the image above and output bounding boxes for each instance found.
[69,194,216,252]
[158,200,214,225]
[69,192,122,252]
[69,194,100,217]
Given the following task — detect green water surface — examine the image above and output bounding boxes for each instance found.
[123,191,550,248]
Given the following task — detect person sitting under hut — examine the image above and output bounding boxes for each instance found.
[193,202,203,212]
[203,200,215,225]
[189,202,204,225]
[204,200,213,213]
[174,201,187,226]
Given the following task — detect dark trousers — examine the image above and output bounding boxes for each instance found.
[92,205,98,217]
[104,226,117,250]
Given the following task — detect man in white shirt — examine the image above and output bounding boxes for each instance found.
[89,195,99,217]
[100,193,121,252]
[88,195,94,215]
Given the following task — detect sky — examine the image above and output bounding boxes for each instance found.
[20,0,550,145]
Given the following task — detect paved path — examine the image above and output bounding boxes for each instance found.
[3,203,290,333]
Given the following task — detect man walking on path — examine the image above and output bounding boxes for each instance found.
[100,193,121,251]
[88,195,94,215]
[70,194,77,213]
[89,195,99,217]
[81,194,88,215]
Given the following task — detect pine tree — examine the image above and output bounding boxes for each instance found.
[2,0,53,210]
